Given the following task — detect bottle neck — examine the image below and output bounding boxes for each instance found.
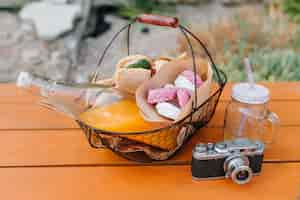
[231,98,268,117]
[16,72,104,106]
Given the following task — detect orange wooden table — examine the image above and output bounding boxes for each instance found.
[1,82,300,200]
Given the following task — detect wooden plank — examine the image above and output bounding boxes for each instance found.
[0,103,77,130]
[0,127,297,167]
[0,85,39,103]
[209,101,300,127]
[0,164,299,200]
[0,100,297,130]
[1,82,300,103]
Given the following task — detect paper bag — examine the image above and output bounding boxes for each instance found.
[136,58,213,123]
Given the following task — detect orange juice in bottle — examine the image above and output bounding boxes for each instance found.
[79,99,164,133]
[79,99,178,150]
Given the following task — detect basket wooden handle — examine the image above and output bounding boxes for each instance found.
[136,14,179,28]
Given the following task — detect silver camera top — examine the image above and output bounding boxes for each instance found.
[193,138,264,160]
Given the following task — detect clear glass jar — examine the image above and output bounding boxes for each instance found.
[224,83,280,145]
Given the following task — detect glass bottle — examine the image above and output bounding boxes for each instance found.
[16,71,120,118]
[224,83,280,145]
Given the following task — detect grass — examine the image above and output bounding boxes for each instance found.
[177,6,300,82]
[219,48,300,82]
[282,0,300,23]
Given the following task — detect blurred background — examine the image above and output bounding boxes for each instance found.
[0,0,299,83]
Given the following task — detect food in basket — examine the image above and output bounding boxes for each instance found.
[174,70,203,92]
[136,58,213,123]
[177,88,190,108]
[116,55,152,70]
[96,54,186,96]
[114,68,152,95]
[113,55,153,95]
[153,57,172,72]
[155,102,181,120]
[146,70,204,120]
[147,87,177,104]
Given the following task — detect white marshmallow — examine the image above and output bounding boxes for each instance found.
[155,102,180,120]
[174,75,195,92]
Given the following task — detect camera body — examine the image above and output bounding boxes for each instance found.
[191,138,264,184]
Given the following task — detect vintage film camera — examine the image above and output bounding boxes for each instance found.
[191,138,264,184]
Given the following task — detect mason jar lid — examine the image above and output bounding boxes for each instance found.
[232,83,269,104]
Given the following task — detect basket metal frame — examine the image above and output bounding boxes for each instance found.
[78,16,227,162]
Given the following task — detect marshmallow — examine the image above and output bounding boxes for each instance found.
[181,70,203,87]
[174,70,203,92]
[147,87,177,104]
[164,84,175,88]
[174,75,195,92]
[155,102,180,120]
[177,88,190,108]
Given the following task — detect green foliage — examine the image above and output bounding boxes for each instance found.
[127,59,152,70]
[283,0,300,23]
[116,0,175,19]
[0,0,31,12]
[220,13,300,82]
[291,27,300,50]
[179,6,300,82]
[219,48,300,82]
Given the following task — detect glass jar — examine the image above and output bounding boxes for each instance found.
[224,83,280,145]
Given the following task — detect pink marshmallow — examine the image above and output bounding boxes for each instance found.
[147,87,177,104]
[177,88,190,108]
[181,70,203,87]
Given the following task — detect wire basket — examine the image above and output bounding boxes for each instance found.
[77,14,227,162]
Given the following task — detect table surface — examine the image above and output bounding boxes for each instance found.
[1,82,300,200]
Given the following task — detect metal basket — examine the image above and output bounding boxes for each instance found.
[77,14,227,162]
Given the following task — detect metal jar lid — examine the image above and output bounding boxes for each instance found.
[232,83,269,104]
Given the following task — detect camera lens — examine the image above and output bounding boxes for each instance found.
[224,155,253,185]
[231,165,252,184]
[236,170,249,181]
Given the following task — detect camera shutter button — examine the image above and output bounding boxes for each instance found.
[207,143,214,151]
[216,143,227,149]
[195,144,207,153]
